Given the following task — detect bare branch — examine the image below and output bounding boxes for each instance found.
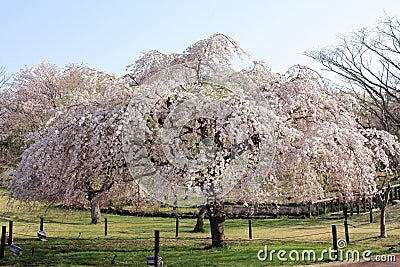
[307,16,400,134]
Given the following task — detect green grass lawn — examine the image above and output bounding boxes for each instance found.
[0,191,399,266]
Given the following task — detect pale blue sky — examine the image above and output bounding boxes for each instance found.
[1,0,399,78]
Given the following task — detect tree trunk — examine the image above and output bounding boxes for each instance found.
[206,200,227,248]
[379,185,391,238]
[380,204,387,238]
[90,199,101,224]
[307,202,312,218]
[193,205,207,232]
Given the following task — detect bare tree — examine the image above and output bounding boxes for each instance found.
[0,66,11,124]
[0,67,15,178]
[307,16,400,135]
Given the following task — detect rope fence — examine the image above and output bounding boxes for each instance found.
[3,211,398,244]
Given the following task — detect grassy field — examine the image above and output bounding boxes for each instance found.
[0,191,399,266]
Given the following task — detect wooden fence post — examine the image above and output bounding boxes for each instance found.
[248,219,253,240]
[344,220,350,245]
[0,226,6,259]
[331,225,338,261]
[105,217,108,236]
[154,230,160,267]
[40,217,44,231]
[8,221,13,245]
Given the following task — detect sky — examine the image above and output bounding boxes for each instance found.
[1,0,400,79]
